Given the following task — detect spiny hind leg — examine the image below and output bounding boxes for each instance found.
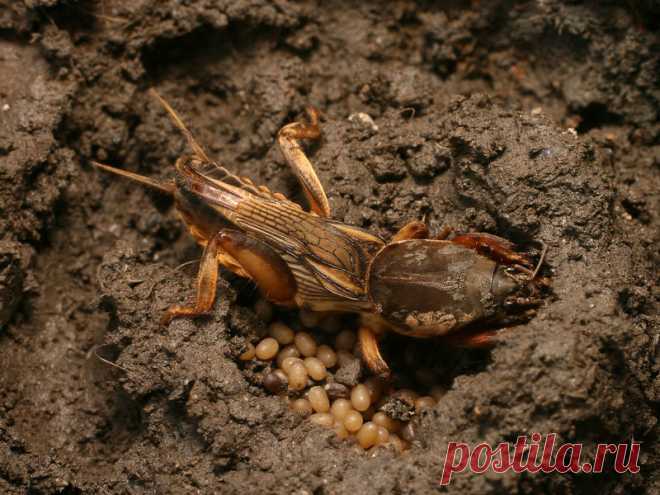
[277,107,330,217]
[161,230,297,326]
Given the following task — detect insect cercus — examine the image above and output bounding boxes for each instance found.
[94,90,549,376]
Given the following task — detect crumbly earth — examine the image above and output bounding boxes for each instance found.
[0,1,658,493]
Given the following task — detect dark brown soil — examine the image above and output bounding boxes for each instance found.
[1,1,658,493]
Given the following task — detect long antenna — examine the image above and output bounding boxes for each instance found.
[149,88,210,163]
[91,161,175,195]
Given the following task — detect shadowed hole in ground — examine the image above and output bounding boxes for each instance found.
[575,102,623,134]
[141,22,286,85]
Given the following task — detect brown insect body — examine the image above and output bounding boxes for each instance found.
[94,91,548,376]
[367,240,544,338]
[173,156,384,313]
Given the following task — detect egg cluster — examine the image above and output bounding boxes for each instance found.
[240,299,445,452]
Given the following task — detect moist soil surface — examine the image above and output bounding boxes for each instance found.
[0,1,658,494]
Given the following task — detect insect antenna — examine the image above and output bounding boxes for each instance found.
[91,161,175,195]
[149,88,211,163]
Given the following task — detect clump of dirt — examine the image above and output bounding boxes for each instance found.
[0,1,657,494]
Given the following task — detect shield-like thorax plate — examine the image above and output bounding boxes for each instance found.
[367,240,498,336]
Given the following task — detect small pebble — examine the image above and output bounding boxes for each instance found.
[294,331,318,357]
[263,370,288,394]
[343,410,364,433]
[374,396,388,411]
[254,299,273,322]
[330,398,352,421]
[308,386,330,413]
[290,398,313,417]
[381,396,415,422]
[335,358,361,387]
[239,343,255,361]
[324,382,350,400]
[287,361,309,391]
[356,422,379,449]
[255,337,279,360]
[335,330,356,351]
[304,357,327,381]
[309,412,334,428]
[276,345,300,368]
[269,322,294,345]
[394,388,419,405]
[351,384,371,412]
[316,345,338,368]
[348,112,378,132]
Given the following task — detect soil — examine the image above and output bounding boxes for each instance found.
[0,1,658,493]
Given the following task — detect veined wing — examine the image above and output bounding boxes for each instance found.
[176,156,384,304]
[232,198,384,302]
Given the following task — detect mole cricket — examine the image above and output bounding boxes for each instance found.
[94,90,549,376]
